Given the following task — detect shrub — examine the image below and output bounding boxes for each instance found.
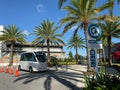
[84,73,120,90]
[50,57,58,66]
[50,57,77,66]
[58,61,76,65]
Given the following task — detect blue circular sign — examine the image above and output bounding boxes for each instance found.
[88,24,101,39]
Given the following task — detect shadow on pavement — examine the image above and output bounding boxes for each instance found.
[44,75,52,90]
[13,69,84,90]
[67,67,85,72]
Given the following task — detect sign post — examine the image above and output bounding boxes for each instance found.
[88,24,102,73]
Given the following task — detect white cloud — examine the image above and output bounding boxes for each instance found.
[36,4,45,13]
[22,30,30,36]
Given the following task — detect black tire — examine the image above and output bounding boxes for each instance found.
[29,67,33,73]
[18,65,21,71]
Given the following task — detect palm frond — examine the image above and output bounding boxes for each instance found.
[94,1,110,14]
[73,25,81,36]
[118,0,120,4]
[58,0,67,9]
[62,21,77,35]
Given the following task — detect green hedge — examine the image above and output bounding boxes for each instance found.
[50,57,77,66]
[58,61,76,65]
[50,61,76,66]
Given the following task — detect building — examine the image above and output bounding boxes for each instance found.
[0,25,4,61]
[0,25,65,63]
[104,42,120,62]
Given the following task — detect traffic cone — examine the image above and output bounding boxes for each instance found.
[5,66,9,73]
[1,66,4,72]
[0,67,2,72]
[15,68,19,77]
[9,66,14,75]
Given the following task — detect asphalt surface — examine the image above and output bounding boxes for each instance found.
[0,65,87,90]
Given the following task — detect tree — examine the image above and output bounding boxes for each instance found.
[60,0,111,70]
[74,54,80,60]
[68,51,74,61]
[32,19,65,66]
[99,20,120,65]
[58,0,67,9]
[107,0,114,17]
[97,0,120,64]
[107,0,120,17]
[0,25,26,66]
[67,34,85,64]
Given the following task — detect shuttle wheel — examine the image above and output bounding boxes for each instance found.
[29,67,33,73]
[18,65,21,71]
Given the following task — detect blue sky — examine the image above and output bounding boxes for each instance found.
[0,0,120,56]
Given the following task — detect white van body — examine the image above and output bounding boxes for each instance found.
[18,52,48,72]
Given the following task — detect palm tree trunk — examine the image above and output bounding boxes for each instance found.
[47,39,51,66]
[84,22,90,71]
[108,36,112,66]
[102,48,105,62]
[99,49,101,63]
[9,43,14,66]
[76,47,78,64]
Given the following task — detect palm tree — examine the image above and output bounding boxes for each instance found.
[58,0,67,9]
[67,34,85,64]
[32,19,65,66]
[107,0,114,17]
[107,0,120,16]
[60,0,111,70]
[99,20,120,65]
[98,0,120,65]
[0,25,27,66]
[118,0,120,4]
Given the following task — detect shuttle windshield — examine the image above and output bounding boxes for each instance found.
[35,52,47,62]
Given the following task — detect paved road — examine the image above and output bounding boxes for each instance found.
[0,65,87,90]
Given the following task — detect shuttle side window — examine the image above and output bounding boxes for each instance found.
[21,54,27,61]
[20,53,36,62]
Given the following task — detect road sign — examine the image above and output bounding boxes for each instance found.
[88,24,101,39]
[90,49,96,67]
[88,40,101,44]
[88,40,102,49]
[91,61,96,67]
[87,24,102,72]
[88,43,101,49]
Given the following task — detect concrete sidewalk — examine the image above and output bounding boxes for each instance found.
[67,65,87,88]
[0,63,87,90]
[52,65,120,89]
[51,65,87,89]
